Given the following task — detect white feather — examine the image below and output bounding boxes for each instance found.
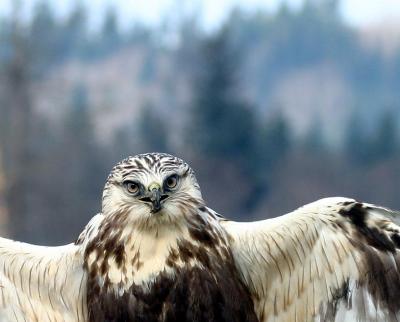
[222,197,400,322]
[0,238,87,321]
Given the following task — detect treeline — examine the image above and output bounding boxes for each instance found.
[0,2,146,76]
[0,0,400,244]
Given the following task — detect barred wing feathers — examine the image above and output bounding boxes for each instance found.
[0,238,87,321]
[222,197,400,322]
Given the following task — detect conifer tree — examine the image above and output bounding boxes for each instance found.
[190,27,256,163]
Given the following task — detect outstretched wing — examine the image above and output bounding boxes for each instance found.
[222,197,400,322]
[0,238,87,321]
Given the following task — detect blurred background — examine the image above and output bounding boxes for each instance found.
[0,0,400,244]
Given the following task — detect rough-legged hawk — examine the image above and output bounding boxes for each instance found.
[0,153,399,322]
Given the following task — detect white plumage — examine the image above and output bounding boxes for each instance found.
[0,153,399,322]
[0,240,86,321]
[224,197,400,322]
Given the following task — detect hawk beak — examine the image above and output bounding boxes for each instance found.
[149,183,162,213]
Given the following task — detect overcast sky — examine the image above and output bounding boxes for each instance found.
[1,0,400,31]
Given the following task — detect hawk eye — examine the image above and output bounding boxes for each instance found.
[165,174,179,189]
[123,181,140,195]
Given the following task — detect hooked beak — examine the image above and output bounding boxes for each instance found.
[150,187,162,213]
[140,183,169,213]
[148,183,163,213]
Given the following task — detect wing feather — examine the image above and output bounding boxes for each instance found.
[222,197,400,322]
[0,237,86,321]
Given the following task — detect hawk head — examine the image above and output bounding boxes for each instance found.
[102,153,204,229]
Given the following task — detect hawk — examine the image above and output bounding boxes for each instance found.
[0,152,400,322]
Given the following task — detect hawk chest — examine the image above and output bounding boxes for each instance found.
[84,229,258,322]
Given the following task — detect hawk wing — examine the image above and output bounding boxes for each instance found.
[0,238,87,321]
[222,197,400,322]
